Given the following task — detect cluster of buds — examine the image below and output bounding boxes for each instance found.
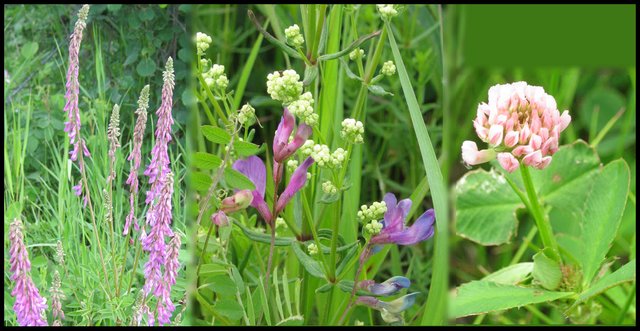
[203,64,228,91]
[211,189,254,227]
[196,32,212,56]
[237,103,256,126]
[462,82,571,172]
[358,201,387,223]
[288,92,318,126]
[349,48,365,61]
[300,140,346,168]
[364,219,383,235]
[322,180,338,194]
[275,217,286,229]
[376,4,399,20]
[381,61,396,76]
[307,243,319,256]
[266,70,303,104]
[286,159,299,173]
[285,24,304,48]
[341,118,365,144]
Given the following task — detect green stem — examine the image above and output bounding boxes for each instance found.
[127,240,142,295]
[520,164,560,260]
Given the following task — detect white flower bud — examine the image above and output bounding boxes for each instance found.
[381,60,396,76]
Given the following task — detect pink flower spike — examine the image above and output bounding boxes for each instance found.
[497,153,520,173]
[461,141,496,166]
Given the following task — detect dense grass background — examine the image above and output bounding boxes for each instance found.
[444,5,636,325]
[187,4,447,326]
[4,4,190,325]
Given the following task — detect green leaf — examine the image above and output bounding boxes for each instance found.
[315,282,334,293]
[188,171,213,192]
[201,125,231,144]
[21,42,39,59]
[579,159,630,287]
[317,30,381,61]
[367,84,394,96]
[340,58,363,81]
[230,266,245,295]
[231,219,294,246]
[533,248,562,290]
[450,280,574,318]
[569,259,635,312]
[136,58,156,77]
[482,262,533,285]
[455,169,523,245]
[302,65,318,86]
[291,242,325,278]
[318,191,340,204]
[192,152,222,170]
[214,299,244,321]
[223,168,255,190]
[203,275,237,297]
[233,141,262,157]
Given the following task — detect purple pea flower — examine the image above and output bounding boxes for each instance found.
[356,292,420,323]
[156,234,181,325]
[370,193,435,248]
[232,156,273,223]
[9,219,48,326]
[273,108,313,163]
[358,276,410,296]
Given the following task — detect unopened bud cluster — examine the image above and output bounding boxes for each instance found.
[364,219,383,235]
[288,92,318,126]
[307,243,319,256]
[349,48,365,61]
[300,141,346,168]
[322,180,338,194]
[196,32,212,55]
[341,118,364,144]
[286,159,299,173]
[204,64,228,90]
[381,61,396,76]
[358,201,387,223]
[285,24,305,48]
[266,70,303,104]
[377,5,399,20]
[237,103,255,126]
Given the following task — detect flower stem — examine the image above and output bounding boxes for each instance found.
[519,164,560,261]
[337,244,371,325]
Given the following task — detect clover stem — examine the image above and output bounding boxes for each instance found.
[519,164,560,261]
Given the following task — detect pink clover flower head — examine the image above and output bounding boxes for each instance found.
[463,81,571,172]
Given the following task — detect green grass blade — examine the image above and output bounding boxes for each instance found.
[386,20,448,326]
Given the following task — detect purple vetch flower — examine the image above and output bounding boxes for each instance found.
[142,172,174,298]
[211,211,230,227]
[358,276,410,296]
[156,234,181,325]
[356,292,420,323]
[124,85,150,236]
[72,181,82,196]
[144,58,175,207]
[233,155,314,225]
[63,5,91,165]
[232,156,272,223]
[275,156,314,213]
[369,193,435,248]
[273,108,313,163]
[9,218,48,326]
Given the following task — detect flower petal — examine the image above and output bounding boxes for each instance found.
[373,209,435,246]
[272,108,295,161]
[276,156,314,213]
[368,276,411,296]
[232,156,266,197]
[274,122,313,162]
